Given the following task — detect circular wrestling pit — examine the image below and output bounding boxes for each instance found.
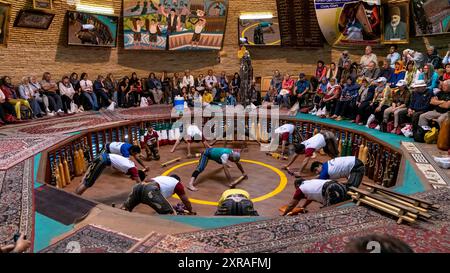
[45,114,404,218]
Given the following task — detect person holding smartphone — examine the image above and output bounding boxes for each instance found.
[0,233,31,253]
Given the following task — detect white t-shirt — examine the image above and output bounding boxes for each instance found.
[275,124,295,134]
[302,133,326,150]
[187,125,202,137]
[299,179,330,203]
[80,79,93,92]
[152,176,179,199]
[182,75,195,88]
[326,156,356,179]
[109,154,135,174]
[108,142,125,156]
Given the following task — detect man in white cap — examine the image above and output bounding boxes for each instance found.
[383,79,410,134]
[418,79,450,128]
[366,77,392,130]
[398,79,432,132]
[384,6,407,41]
[188,148,247,191]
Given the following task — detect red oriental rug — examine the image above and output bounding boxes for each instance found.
[176,188,450,253]
[128,231,229,253]
[0,159,34,251]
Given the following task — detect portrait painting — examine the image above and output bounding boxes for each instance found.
[381,1,409,44]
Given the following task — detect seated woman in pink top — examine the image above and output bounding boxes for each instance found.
[277,73,294,109]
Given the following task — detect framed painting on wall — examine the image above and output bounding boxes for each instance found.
[381,0,409,44]
[13,9,55,29]
[67,11,118,47]
[238,16,281,46]
[33,0,53,11]
[412,0,450,36]
[123,0,229,51]
[0,1,11,46]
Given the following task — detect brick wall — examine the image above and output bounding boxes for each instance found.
[0,0,449,83]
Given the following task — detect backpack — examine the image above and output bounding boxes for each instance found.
[424,127,439,144]
[20,105,32,120]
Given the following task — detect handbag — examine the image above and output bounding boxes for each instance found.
[70,102,78,113]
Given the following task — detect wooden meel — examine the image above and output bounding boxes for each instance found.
[161,157,181,167]
[362,182,440,210]
[58,161,66,187]
[63,158,71,185]
[229,175,246,188]
[55,167,62,189]
[74,151,81,176]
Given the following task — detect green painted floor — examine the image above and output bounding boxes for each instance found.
[159,216,268,229]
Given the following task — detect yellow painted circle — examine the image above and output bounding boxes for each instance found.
[161,159,288,206]
[241,23,281,46]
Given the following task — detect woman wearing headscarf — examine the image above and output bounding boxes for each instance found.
[326,62,339,82]
[404,60,419,88]
[389,60,406,88]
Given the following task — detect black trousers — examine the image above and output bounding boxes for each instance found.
[357,101,372,124]
[122,182,174,214]
[61,95,73,112]
[347,159,365,189]
[398,110,425,132]
[0,102,16,121]
[334,100,356,119]
[322,181,349,206]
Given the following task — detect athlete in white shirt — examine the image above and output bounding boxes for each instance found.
[283,130,339,174]
[311,156,365,188]
[282,178,349,215]
[274,123,296,155]
[121,174,195,215]
[75,153,144,195]
[170,124,211,157]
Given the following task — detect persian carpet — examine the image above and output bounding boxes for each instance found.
[39,224,139,253]
[176,188,450,253]
[128,232,229,253]
[0,135,67,170]
[0,159,34,251]
[115,105,172,120]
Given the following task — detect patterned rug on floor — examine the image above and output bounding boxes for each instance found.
[176,188,450,253]
[39,224,139,253]
[128,232,229,253]
[0,159,33,251]
[115,105,172,120]
[0,135,68,170]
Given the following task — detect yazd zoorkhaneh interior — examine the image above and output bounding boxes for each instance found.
[0,0,449,260]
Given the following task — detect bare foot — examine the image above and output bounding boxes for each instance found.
[187,154,193,158]
[187,184,199,191]
[170,149,175,153]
